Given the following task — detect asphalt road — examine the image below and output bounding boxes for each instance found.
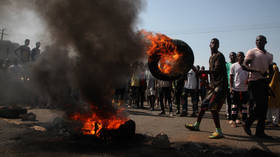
[128,102,280,154]
[0,102,279,156]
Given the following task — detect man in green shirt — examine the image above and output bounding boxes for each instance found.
[226,52,237,121]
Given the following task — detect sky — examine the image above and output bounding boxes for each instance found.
[138,0,280,67]
[1,0,280,67]
[1,7,48,48]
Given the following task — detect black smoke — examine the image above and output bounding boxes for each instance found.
[0,0,145,118]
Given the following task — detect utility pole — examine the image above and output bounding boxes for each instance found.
[0,28,8,40]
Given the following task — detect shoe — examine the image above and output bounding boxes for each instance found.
[159,111,166,116]
[180,112,188,117]
[254,133,273,139]
[169,112,173,117]
[209,132,224,139]
[228,120,234,124]
[185,124,200,131]
[230,122,237,128]
[236,119,241,124]
[191,113,197,117]
[242,124,252,136]
[176,111,180,114]
[226,114,230,120]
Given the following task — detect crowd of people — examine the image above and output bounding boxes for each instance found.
[0,39,41,78]
[0,39,41,105]
[125,61,209,117]
[1,36,278,140]
[121,35,278,139]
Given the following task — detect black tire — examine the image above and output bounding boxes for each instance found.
[148,39,194,81]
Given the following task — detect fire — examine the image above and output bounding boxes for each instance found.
[141,30,182,74]
[71,106,128,136]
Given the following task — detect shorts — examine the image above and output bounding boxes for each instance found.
[201,86,226,111]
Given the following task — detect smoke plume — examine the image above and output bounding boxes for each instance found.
[0,0,145,118]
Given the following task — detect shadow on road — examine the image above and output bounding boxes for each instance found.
[224,133,280,153]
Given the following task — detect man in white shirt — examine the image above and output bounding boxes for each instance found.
[146,70,156,111]
[181,67,199,117]
[229,52,249,127]
[242,35,273,139]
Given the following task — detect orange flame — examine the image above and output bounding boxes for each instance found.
[71,106,128,136]
[141,30,182,74]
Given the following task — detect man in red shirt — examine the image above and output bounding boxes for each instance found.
[199,66,209,101]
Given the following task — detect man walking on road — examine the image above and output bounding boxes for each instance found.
[242,35,273,138]
[185,38,227,139]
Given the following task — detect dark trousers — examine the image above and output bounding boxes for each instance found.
[159,87,172,113]
[183,88,198,113]
[148,95,156,110]
[139,86,145,108]
[175,88,183,112]
[199,86,207,102]
[248,90,256,117]
[246,79,269,135]
[231,91,248,122]
[129,86,139,106]
[226,88,233,119]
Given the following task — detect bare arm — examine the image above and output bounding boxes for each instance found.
[191,65,197,72]
[202,54,225,75]
[242,51,260,73]
[242,59,255,72]
[201,68,219,75]
[242,59,265,76]
[229,74,234,92]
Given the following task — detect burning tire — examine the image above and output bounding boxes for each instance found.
[148,39,194,81]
